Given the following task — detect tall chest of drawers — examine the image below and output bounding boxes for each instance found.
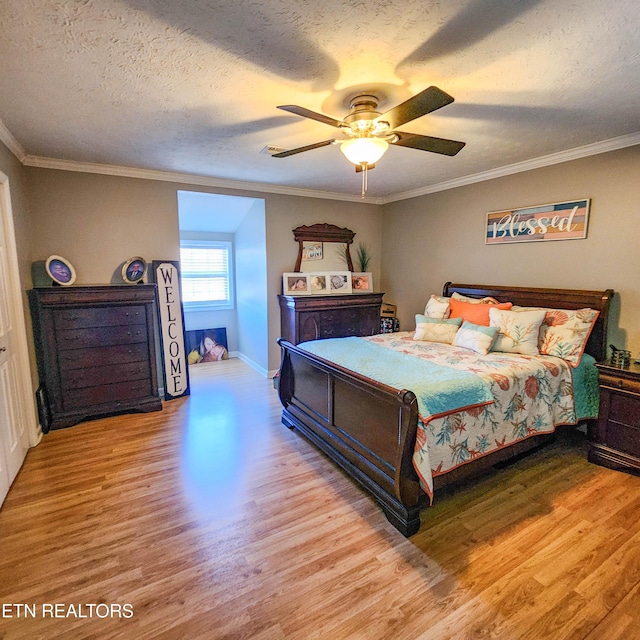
[29,285,162,432]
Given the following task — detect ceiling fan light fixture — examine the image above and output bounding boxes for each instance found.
[340,137,389,166]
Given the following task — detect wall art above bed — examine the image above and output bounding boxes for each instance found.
[486,199,590,244]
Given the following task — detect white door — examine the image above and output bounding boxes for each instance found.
[0,175,30,506]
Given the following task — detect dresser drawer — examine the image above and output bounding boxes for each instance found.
[59,343,150,371]
[599,372,640,395]
[318,309,373,338]
[62,379,153,411]
[56,324,148,351]
[54,305,147,330]
[61,361,151,391]
[605,421,640,459]
[608,393,640,428]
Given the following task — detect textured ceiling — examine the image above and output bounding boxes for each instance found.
[1,0,639,201]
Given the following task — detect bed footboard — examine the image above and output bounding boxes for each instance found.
[277,338,422,536]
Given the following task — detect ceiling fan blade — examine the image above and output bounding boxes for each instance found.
[277,105,343,128]
[272,139,336,158]
[392,132,465,156]
[375,86,455,130]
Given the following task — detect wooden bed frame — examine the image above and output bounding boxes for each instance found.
[277,283,614,536]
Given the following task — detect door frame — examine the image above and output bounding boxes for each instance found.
[0,169,41,447]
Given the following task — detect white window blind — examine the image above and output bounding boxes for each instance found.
[179,240,233,309]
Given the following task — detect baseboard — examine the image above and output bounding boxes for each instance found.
[236,352,276,378]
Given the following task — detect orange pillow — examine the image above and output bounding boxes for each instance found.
[449,298,513,326]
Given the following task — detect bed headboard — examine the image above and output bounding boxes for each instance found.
[443,282,614,363]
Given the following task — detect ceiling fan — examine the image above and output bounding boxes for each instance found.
[271,86,466,182]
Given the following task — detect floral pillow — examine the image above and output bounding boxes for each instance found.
[414,314,462,343]
[452,321,500,355]
[424,295,451,319]
[538,308,600,366]
[489,307,547,356]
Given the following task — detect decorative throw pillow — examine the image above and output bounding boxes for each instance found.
[453,321,500,355]
[414,315,462,343]
[451,292,500,304]
[538,307,600,366]
[489,307,547,356]
[449,298,513,326]
[424,294,451,319]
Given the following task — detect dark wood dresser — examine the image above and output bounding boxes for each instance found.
[278,292,384,345]
[29,285,162,432]
[588,361,640,475]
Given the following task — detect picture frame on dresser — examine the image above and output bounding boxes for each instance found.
[309,273,329,294]
[351,273,373,292]
[122,256,147,284]
[150,260,190,400]
[283,273,311,295]
[45,255,76,286]
[328,272,352,294]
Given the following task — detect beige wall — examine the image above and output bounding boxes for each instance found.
[24,168,383,370]
[380,145,640,356]
[13,144,639,375]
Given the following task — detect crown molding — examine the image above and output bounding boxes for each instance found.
[0,118,27,163]
[21,155,385,204]
[11,129,640,206]
[380,132,640,204]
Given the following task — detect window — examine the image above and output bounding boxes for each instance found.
[179,240,233,310]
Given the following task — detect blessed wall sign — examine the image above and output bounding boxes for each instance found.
[485,199,590,244]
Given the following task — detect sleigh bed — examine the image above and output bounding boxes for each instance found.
[277,283,613,536]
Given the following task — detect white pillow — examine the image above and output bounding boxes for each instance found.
[414,315,462,343]
[424,295,451,319]
[489,308,547,356]
[453,321,500,355]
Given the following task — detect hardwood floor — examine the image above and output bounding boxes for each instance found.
[2,358,640,639]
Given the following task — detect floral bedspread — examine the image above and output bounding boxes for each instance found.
[364,332,583,499]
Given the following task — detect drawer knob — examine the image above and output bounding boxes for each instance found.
[617,380,624,389]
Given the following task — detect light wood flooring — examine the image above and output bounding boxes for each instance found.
[2,359,640,639]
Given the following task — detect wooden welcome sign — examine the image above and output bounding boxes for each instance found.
[152,260,190,400]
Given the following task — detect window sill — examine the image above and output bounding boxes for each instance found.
[183,303,234,313]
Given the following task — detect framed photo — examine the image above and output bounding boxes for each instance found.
[309,272,329,294]
[302,241,323,261]
[45,255,76,286]
[122,256,147,284]
[351,272,373,292]
[283,273,311,295]
[328,271,352,294]
[185,328,229,364]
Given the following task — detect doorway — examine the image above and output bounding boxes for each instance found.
[0,171,37,506]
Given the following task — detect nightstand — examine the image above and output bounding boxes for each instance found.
[588,361,640,475]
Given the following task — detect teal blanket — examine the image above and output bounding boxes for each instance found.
[299,337,493,419]
[573,354,599,419]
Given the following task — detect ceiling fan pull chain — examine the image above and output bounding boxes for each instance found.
[361,163,367,198]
